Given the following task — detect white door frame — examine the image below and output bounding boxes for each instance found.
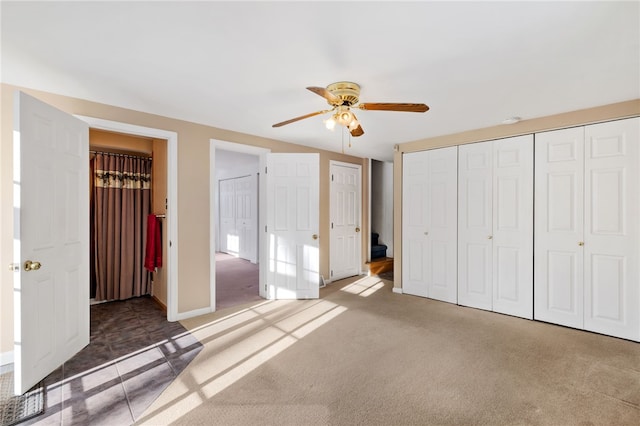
[76,116,180,321]
[210,140,270,310]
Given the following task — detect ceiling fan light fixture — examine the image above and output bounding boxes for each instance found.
[324,116,337,130]
[272,81,429,139]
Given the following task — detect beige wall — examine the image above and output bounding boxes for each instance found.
[0,83,368,356]
[89,128,154,154]
[393,99,640,290]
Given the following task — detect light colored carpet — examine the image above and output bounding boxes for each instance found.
[215,252,261,310]
[137,276,640,425]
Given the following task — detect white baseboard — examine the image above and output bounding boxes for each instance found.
[173,306,214,322]
[392,287,403,294]
[1,351,14,366]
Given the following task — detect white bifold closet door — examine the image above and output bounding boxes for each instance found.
[458,135,533,319]
[535,117,639,342]
[402,146,458,303]
[533,126,585,329]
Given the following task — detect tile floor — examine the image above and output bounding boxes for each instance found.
[21,296,202,425]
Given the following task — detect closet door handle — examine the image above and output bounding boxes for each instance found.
[24,260,42,271]
[487,235,493,240]
[578,241,584,246]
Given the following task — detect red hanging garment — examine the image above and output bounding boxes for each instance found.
[144,214,163,271]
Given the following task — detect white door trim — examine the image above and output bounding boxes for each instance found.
[75,116,180,321]
[210,140,270,308]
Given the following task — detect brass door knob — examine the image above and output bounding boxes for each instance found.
[578,242,584,246]
[355,227,360,233]
[488,236,493,240]
[24,260,41,271]
[312,234,319,240]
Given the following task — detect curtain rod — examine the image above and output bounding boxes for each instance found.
[90,150,152,160]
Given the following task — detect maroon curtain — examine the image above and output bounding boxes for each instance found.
[93,153,152,301]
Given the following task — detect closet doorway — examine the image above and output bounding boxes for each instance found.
[89,129,169,308]
[214,148,262,310]
[78,114,178,321]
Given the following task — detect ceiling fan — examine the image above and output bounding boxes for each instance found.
[272,81,429,137]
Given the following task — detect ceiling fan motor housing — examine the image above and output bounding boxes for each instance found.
[326,81,361,106]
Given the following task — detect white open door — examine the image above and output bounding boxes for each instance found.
[13,92,89,394]
[266,153,319,299]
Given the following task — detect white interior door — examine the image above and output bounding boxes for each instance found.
[534,127,585,328]
[330,162,361,281]
[402,148,457,302]
[236,175,257,263]
[266,153,319,299]
[492,135,533,319]
[425,147,458,303]
[219,178,236,254]
[458,141,493,311]
[402,151,429,297]
[584,118,639,341]
[13,92,89,394]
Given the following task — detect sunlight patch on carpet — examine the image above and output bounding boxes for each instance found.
[341,276,385,297]
[136,299,347,425]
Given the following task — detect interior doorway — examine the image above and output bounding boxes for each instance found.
[212,142,269,310]
[78,115,179,321]
[88,129,168,306]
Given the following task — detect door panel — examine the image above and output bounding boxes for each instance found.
[547,251,579,313]
[458,142,492,311]
[14,92,89,394]
[426,147,457,303]
[330,163,361,281]
[236,175,257,263]
[534,127,585,329]
[584,118,639,340]
[219,179,236,254]
[495,246,519,301]
[465,243,491,296]
[402,148,457,301]
[402,151,429,297]
[492,135,533,319]
[267,153,319,299]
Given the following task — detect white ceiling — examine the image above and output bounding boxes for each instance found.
[2,1,638,161]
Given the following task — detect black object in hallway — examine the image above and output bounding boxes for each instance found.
[21,296,202,425]
[371,232,387,259]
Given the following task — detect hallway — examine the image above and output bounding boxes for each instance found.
[215,252,261,310]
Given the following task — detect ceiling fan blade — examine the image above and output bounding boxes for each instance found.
[272,109,330,128]
[307,86,341,104]
[358,103,429,113]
